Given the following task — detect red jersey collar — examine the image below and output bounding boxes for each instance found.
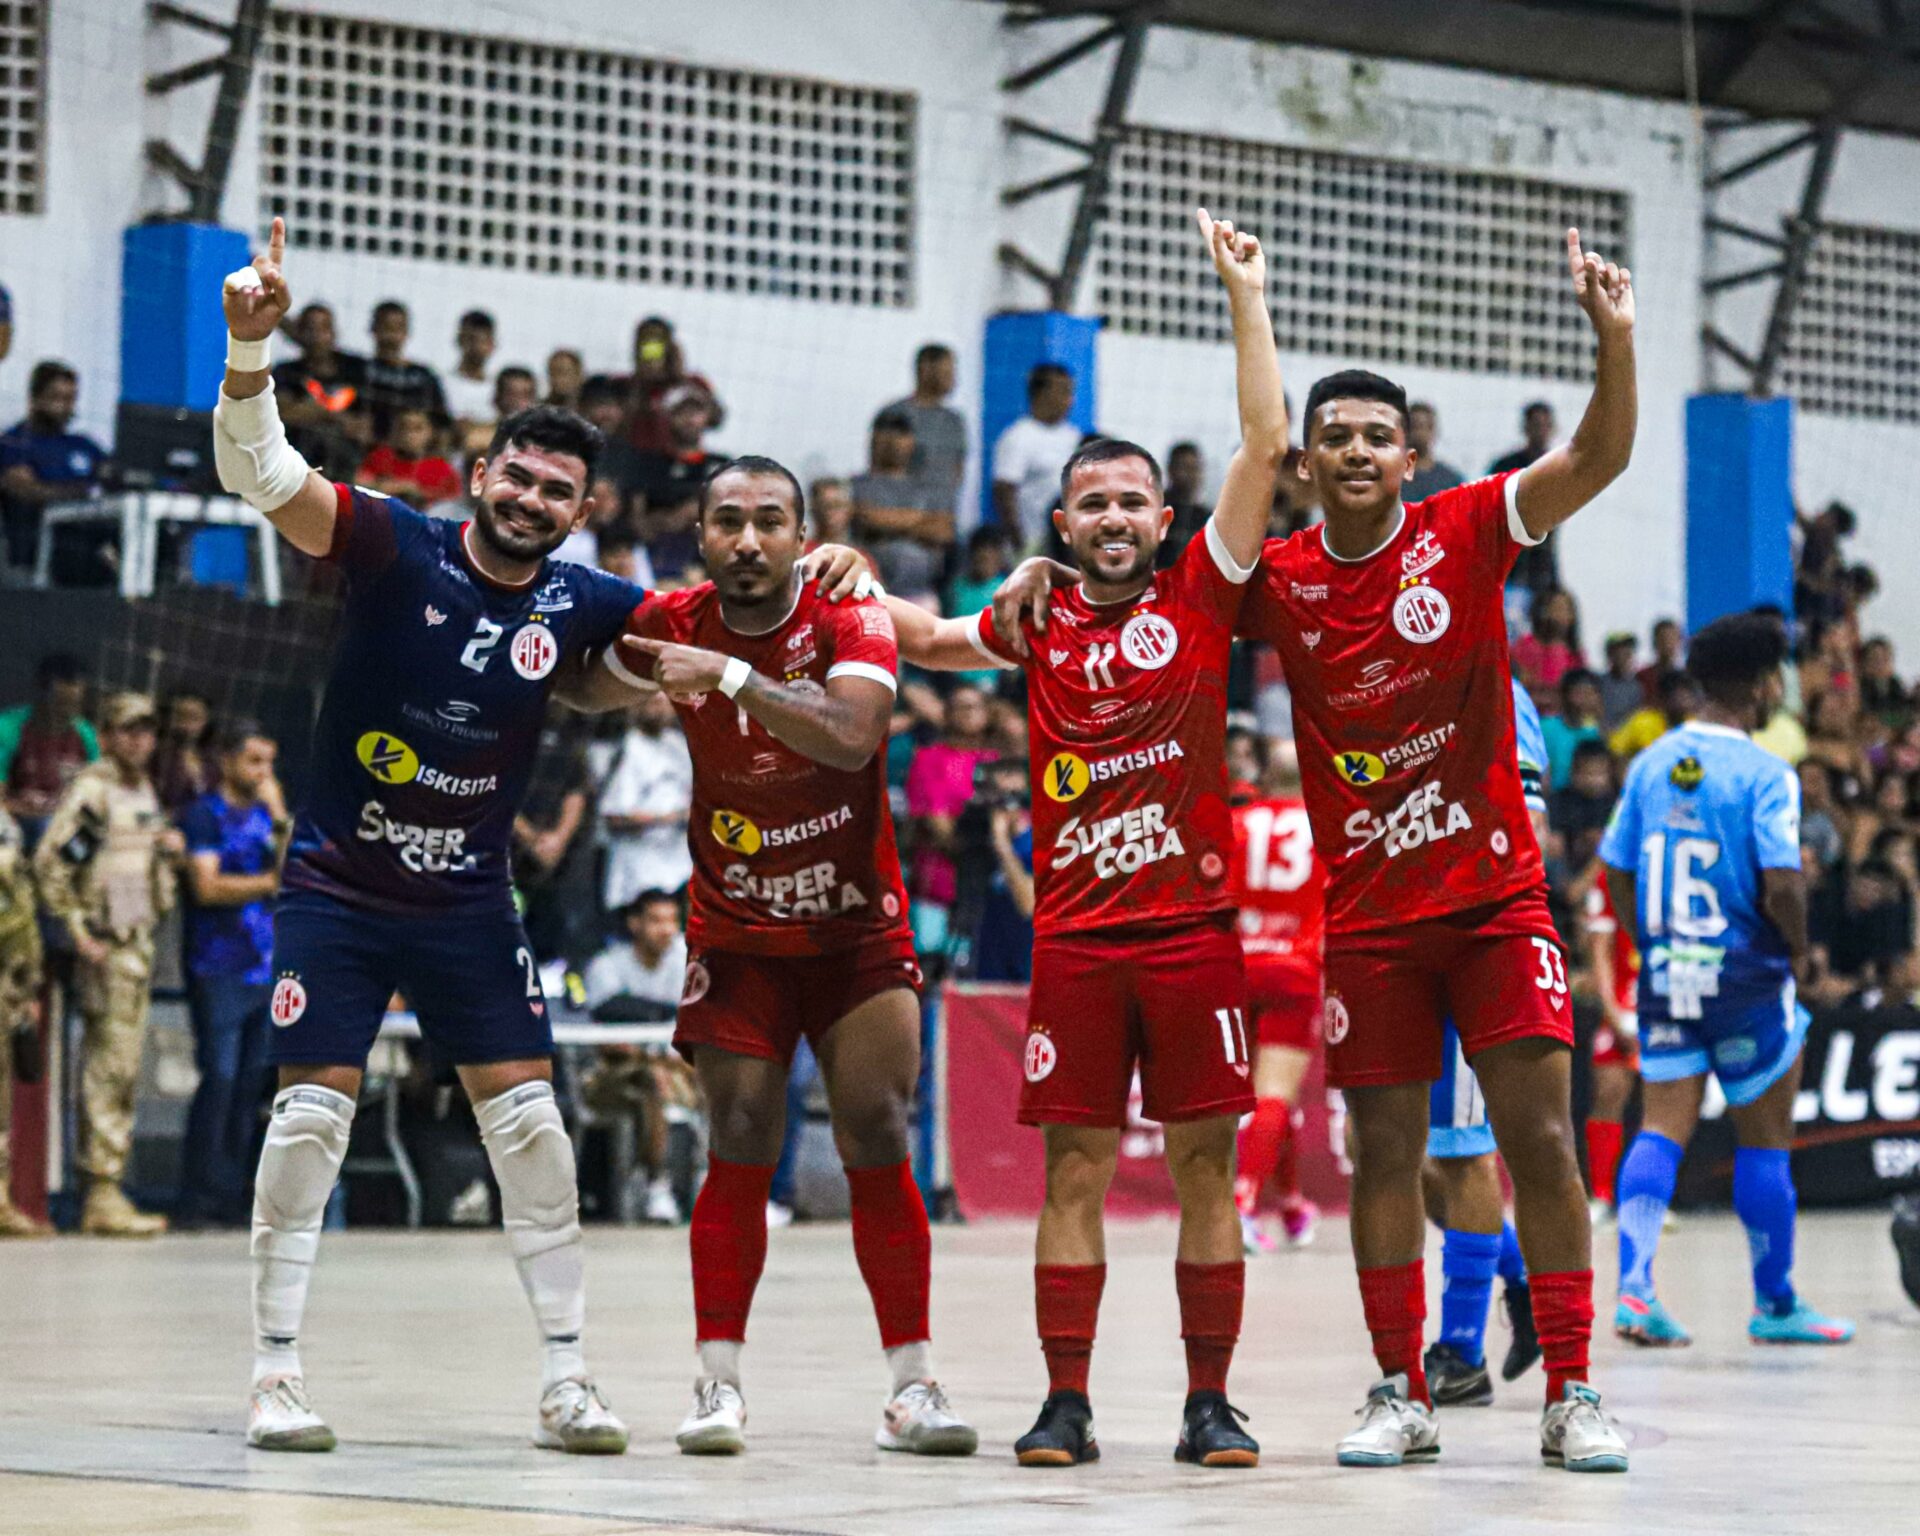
[1318,504,1407,565]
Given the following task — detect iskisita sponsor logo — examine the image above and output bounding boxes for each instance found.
[355,731,499,796]
[1043,740,1185,803]
[709,804,853,855]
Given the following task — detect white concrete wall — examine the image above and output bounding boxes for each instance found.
[3,1,1915,662]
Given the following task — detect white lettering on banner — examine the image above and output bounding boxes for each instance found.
[721,859,870,919]
[1821,1033,1871,1123]
[1051,802,1186,878]
[1343,781,1472,858]
[1873,1033,1920,1121]
[355,800,477,874]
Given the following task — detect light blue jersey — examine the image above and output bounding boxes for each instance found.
[1428,680,1545,1156]
[1599,720,1807,1103]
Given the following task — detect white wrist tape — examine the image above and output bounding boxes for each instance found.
[222,266,273,371]
[718,656,752,699]
[213,384,313,514]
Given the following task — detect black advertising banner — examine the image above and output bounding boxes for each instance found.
[1677,1004,1920,1207]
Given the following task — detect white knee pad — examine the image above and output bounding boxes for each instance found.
[475,1080,580,1260]
[253,1085,355,1254]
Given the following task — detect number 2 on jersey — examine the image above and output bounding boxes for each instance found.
[461,618,505,673]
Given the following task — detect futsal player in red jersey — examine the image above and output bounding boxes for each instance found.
[1582,871,1641,1215]
[1228,738,1326,1251]
[884,212,1288,1467]
[1232,232,1638,1472]
[576,456,976,1458]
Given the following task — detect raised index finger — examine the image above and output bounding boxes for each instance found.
[1566,227,1584,280]
[269,216,285,269]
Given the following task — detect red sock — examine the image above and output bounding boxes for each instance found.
[689,1157,775,1343]
[1357,1261,1429,1406]
[1175,1259,1243,1396]
[1035,1263,1106,1396]
[845,1160,932,1350]
[1530,1269,1594,1403]
[1585,1118,1625,1206]
[1235,1097,1291,1215]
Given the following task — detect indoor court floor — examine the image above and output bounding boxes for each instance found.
[1,1210,1913,1535]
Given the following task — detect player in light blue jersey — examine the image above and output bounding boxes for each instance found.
[1419,677,1548,1404]
[1600,613,1852,1348]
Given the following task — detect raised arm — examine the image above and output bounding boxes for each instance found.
[1512,229,1636,538]
[1196,208,1288,569]
[885,595,1015,674]
[214,217,341,557]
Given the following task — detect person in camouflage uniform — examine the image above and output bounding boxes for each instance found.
[33,692,180,1236]
[0,799,50,1237]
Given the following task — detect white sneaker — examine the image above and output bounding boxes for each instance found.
[1588,1197,1614,1226]
[677,1378,747,1454]
[535,1377,629,1455]
[1240,1212,1277,1255]
[1541,1382,1628,1472]
[765,1201,794,1229]
[1335,1374,1440,1467]
[876,1380,979,1456]
[247,1375,336,1452]
[644,1177,680,1224]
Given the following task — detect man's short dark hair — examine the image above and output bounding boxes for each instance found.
[496,365,536,393]
[1570,738,1614,767]
[1822,499,1857,536]
[1685,612,1790,707]
[1167,440,1201,461]
[1410,400,1437,418]
[35,652,82,689]
[217,717,273,756]
[966,525,1010,556]
[28,360,76,399]
[597,524,639,556]
[1658,667,1703,703]
[700,454,806,527]
[1027,362,1072,402]
[1524,400,1553,419]
[627,888,681,918]
[915,342,953,369]
[486,406,604,487]
[872,407,915,436]
[459,309,495,332]
[1302,369,1409,438]
[579,376,625,411]
[1058,438,1163,507]
[373,300,408,324]
[1561,667,1601,696]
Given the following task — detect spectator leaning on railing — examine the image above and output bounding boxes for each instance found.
[0,360,109,571]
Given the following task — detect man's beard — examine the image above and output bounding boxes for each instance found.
[476,501,566,561]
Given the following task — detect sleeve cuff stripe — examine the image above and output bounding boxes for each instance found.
[826,660,898,693]
[1204,516,1258,584]
[966,620,1021,670]
[1505,470,1546,547]
[604,644,649,689]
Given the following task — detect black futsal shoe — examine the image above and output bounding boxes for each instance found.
[1015,1389,1100,1467]
[1174,1390,1259,1467]
[1424,1341,1494,1407]
[1894,1194,1920,1309]
[1501,1281,1543,1382]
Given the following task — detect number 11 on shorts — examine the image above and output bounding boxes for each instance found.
[1217,1007,1249,1066]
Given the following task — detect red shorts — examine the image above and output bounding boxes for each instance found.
[1022,914,1255,1128]
[1593,1013,1641,1071]
[1321,887,1572,1089]
[1244,959,1323,1052]
[674,929,923,1064]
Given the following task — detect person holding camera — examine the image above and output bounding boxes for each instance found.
[950,756,1034,982]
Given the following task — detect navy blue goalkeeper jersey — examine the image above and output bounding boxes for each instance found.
[282,484,643,915]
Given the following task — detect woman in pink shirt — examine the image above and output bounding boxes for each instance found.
[905,684,997,950]
[1512,586,1588,691]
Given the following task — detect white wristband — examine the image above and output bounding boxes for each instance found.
[227,333,272,372]
[718,656,752,699]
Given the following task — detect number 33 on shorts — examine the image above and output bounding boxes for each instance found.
[1532,937,1568,1003]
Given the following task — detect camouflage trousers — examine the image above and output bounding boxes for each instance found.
[0,985,16,1193]
[76,941,155,1184]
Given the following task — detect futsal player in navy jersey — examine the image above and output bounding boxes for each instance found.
[215,220,639,1455]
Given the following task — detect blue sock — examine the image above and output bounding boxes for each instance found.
[1496,1219,1526,1288]
[1616,1132,1683,1301]
[1438,1229,1502,1365]
[1733,1146,1797,1315]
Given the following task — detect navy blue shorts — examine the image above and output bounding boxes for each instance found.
[268,888,553,1067]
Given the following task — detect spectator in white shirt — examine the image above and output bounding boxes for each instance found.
[444,310,498,455]
[991,363,1080,548]
[584,890,688,1014]
[597,690,693,911]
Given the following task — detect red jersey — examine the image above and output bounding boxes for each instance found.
[1584,878,1639,1014]
[971,520,1250,939]
[1238,472,1546,933]
[1231,795,1325,990]
[623,582,910,957]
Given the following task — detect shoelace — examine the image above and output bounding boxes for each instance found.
[261,1378,314,1416]
[549,1380,610,1421]
[696,1380,738,1418]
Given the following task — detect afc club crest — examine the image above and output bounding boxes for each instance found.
[1024,1031,1058,1083]
[1392,584,1451,645]
[1323,994,1351,1045]
[1119,612,1179,671]
[271,976,308,1028]
[681,959,711,1007]
[511,623,559,680]
[1491,829,1510,856]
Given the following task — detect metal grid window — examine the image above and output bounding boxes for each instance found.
[1783,222,1920,424]
[0,0,45,215]
[258,10,916,305]
[1096,126,1631,381]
